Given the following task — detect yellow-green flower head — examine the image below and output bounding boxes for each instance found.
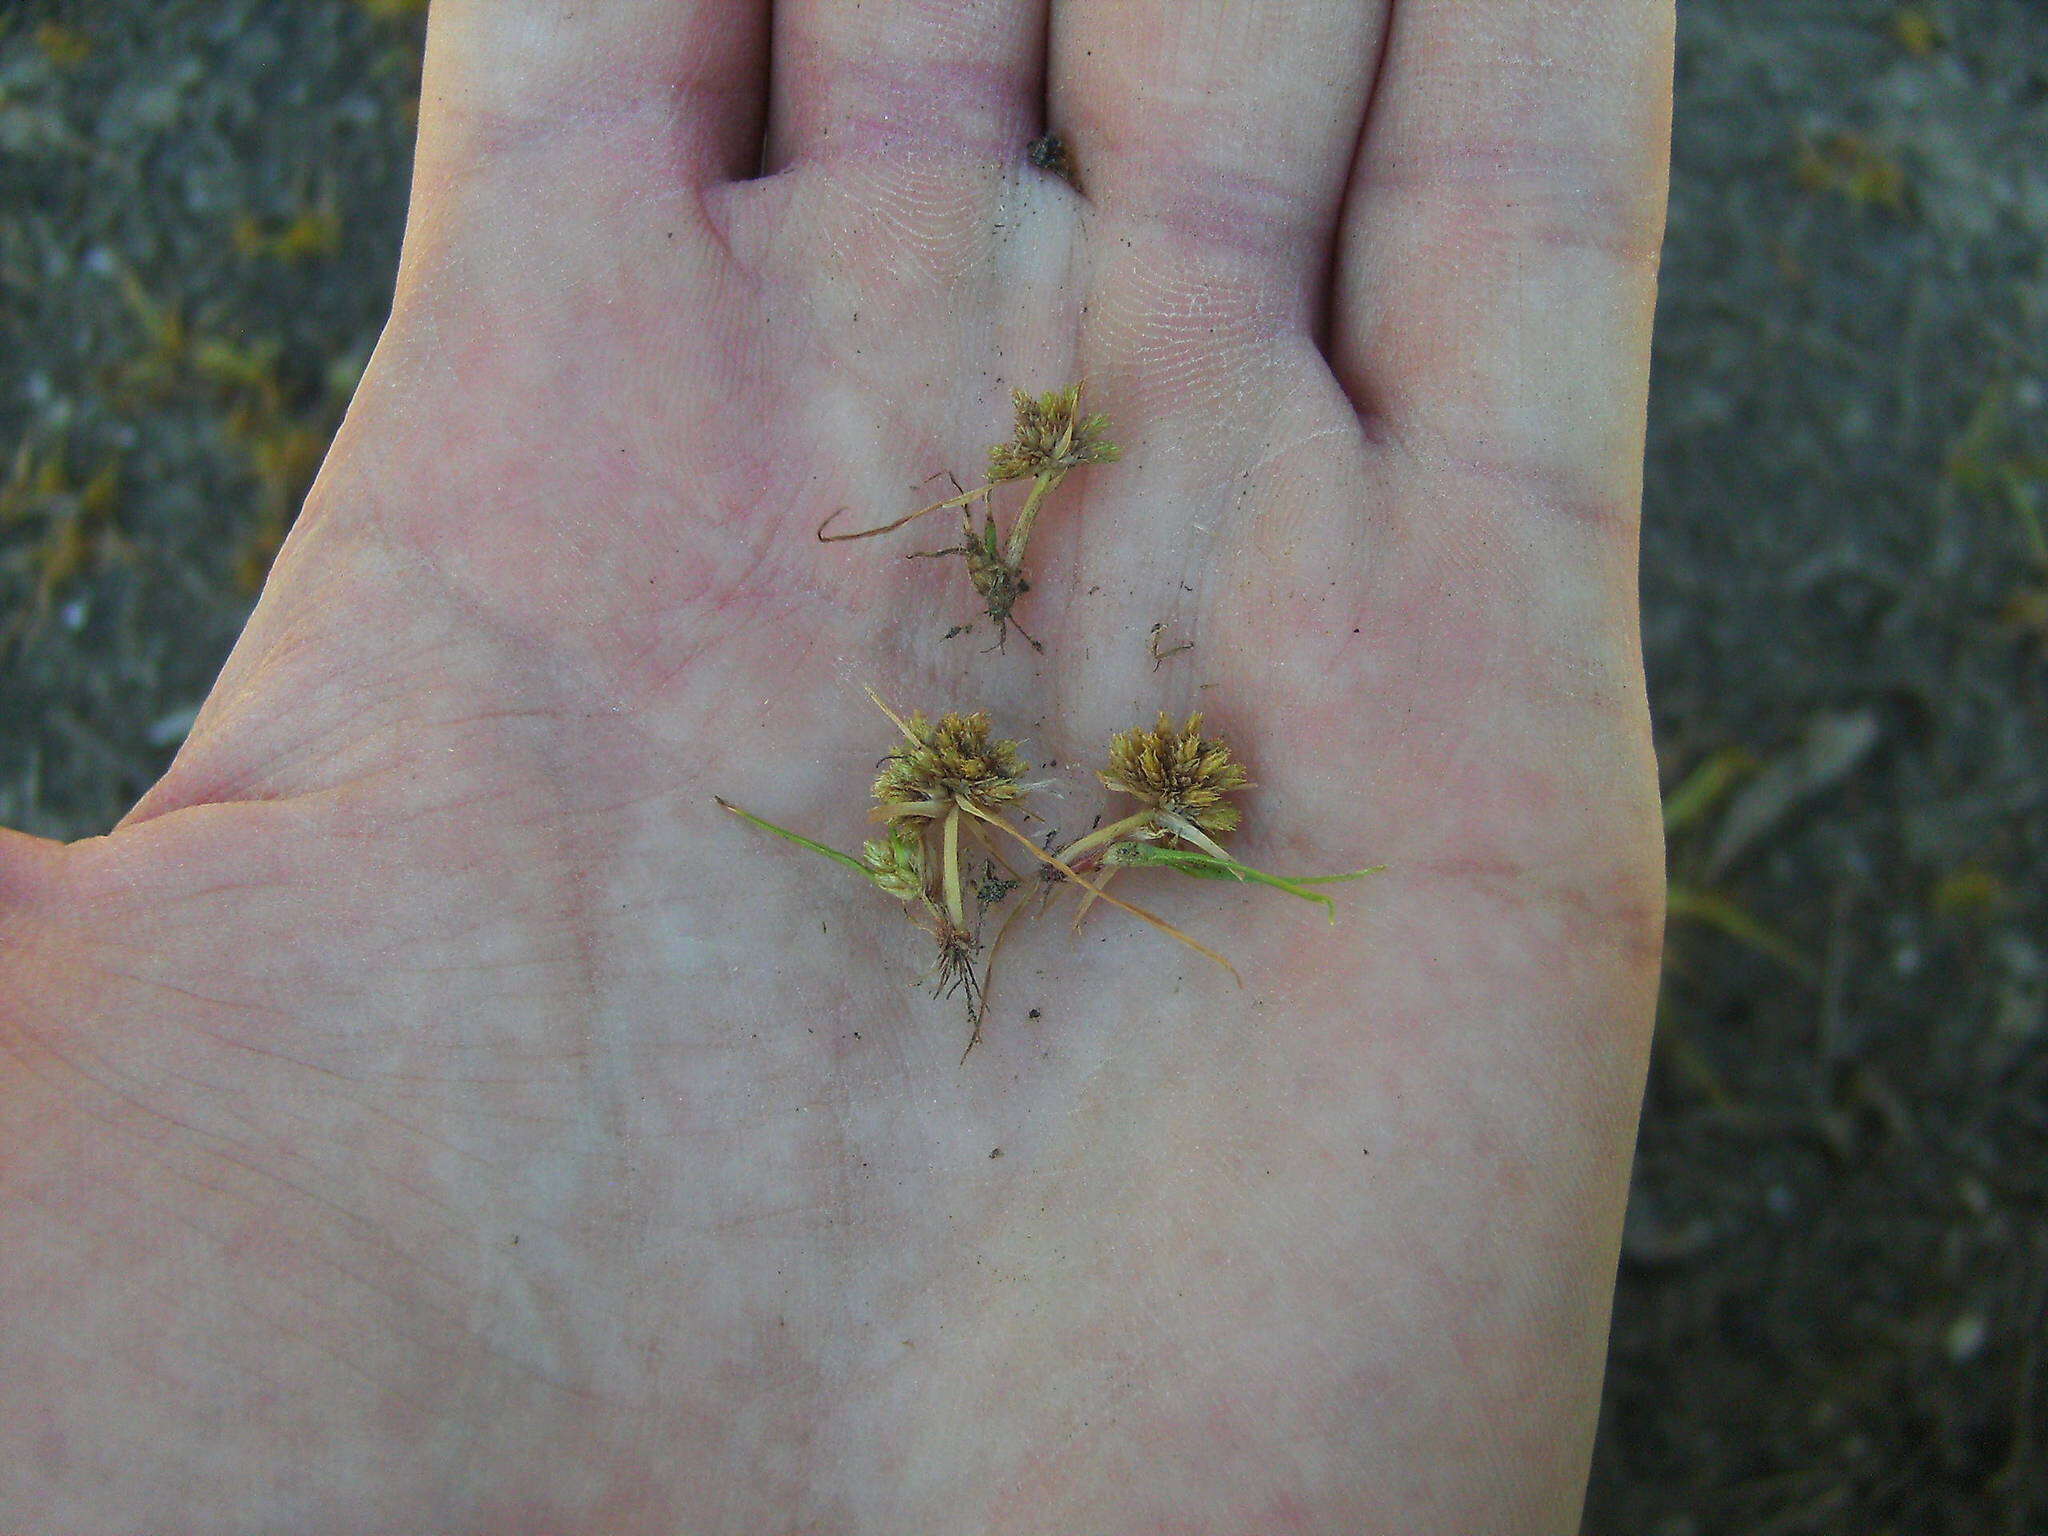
[874,710,1032,813]
[988,384,1120,483]
[1099,712,1250,834]
[861,827,927,902]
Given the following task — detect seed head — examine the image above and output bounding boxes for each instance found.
[874,710,1033,814]
[1099,712,1250,834]
[988,385,1119,484]
[861,827,927,902]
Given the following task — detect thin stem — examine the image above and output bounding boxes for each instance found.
[1054,810,1159,867]
[1003,469,1063,570]
[818,483,992,543]
[716,798,872,878]
[864,685,923,747]
[957,799,1240,982]
[906,891,951,937]
[1070,864,1119,932]
[942,804,966,931]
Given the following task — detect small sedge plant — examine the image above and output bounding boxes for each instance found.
[719,691,1235,1060]
[818,384,1118,651]
[733,383,1384,1060]
[1055,713,1384,926]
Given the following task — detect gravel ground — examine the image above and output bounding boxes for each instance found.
[3,1,2044,1530]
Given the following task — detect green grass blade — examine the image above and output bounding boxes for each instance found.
[2000,464,2047,565]
[1663,748,1754,836]
[716,798,871,878]
[1110,845,1385,922]
[1666,883,1816,979]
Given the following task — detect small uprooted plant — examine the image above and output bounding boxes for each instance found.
[817,384,1119,652]
[720,696,1379,1061]
[730,377,1385,1059]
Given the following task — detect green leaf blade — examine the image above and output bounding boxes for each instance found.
[1109,844,1385,923]
[716,798,872,879]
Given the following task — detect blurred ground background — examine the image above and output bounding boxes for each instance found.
[1,0,2043,1530]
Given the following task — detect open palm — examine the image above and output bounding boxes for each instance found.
[1,1,1672,1530]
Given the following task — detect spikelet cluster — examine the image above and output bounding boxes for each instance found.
[1099,712,1250,834]
[860,828,927,902]
[988,385,1120,484]
[873,710,1032,814]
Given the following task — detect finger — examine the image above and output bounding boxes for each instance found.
[415,0,771,184]
[762,0,1046,173]
[1052,0,1389,321]
[1332,0,1674,502]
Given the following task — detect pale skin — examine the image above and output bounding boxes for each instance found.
[0,0,1672,1529]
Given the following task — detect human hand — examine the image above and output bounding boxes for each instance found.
[1,0,1672,1529]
